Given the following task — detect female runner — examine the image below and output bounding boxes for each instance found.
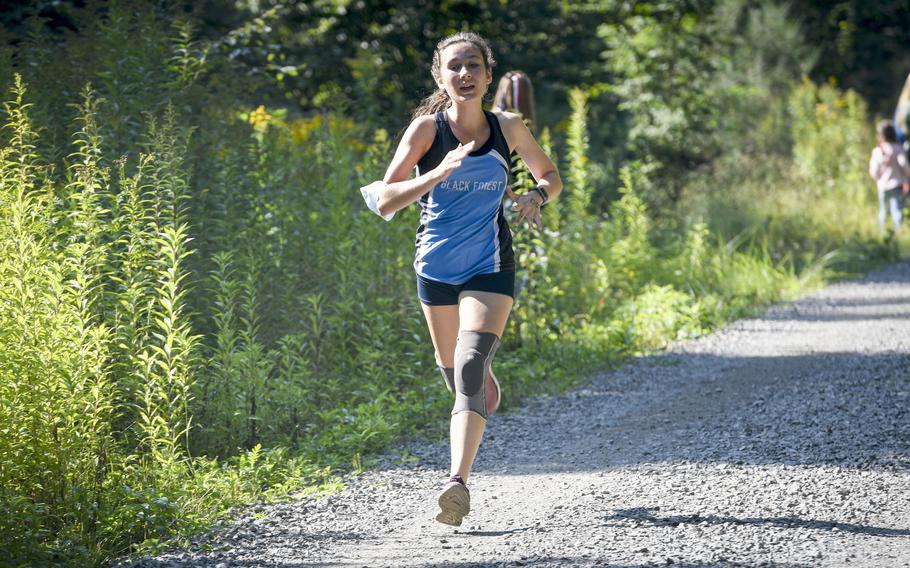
[375,32,562,526]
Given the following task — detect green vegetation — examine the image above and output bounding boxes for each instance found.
[0,1,902,566]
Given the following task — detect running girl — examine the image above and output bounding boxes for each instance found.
[373,32,562,526]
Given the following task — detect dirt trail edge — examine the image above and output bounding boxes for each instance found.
[127,261,910,568]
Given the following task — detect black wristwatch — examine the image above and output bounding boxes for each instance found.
[530,185,549,206]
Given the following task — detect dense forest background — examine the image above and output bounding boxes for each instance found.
[0,1,908,566]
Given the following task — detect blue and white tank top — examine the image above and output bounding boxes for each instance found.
[413,111,515,284]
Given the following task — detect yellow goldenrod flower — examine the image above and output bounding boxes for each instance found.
[248,105,272,128]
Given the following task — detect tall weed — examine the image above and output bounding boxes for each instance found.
[0,76,115,565]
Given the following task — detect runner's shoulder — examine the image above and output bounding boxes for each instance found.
[492,110,525,129]
[491,110,528,150]
[406,114,438,139]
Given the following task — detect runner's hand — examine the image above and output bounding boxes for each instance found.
[506,186,543,230]
[432,141,475,182]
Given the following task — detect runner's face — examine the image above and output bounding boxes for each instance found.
[437,42,491,103]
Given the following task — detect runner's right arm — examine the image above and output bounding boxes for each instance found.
[376,116,474,217]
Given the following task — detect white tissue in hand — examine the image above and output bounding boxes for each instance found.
[360,181,395,221]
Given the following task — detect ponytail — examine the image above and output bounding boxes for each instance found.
[412,89,451,119]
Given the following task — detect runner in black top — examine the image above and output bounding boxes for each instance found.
[372,32,563,526]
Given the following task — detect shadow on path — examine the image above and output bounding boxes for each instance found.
[606,507,910,538]
[484,350,910,475]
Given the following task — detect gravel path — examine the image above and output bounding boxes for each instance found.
[126,261,910,568]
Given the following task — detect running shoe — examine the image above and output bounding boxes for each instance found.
[435,477,470,526]
[485,369,501,416]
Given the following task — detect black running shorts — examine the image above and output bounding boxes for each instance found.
[417,271,515,306]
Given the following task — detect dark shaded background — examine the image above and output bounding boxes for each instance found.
[2,0,908,117]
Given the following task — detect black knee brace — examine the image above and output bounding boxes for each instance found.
[437,365,455,394]
[452,330,501,419]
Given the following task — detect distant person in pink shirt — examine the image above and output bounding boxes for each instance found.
[869,120,910,234]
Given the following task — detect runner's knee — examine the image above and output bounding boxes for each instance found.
[452,330,501,418]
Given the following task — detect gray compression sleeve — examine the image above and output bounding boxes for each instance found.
[452,330,501,418]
